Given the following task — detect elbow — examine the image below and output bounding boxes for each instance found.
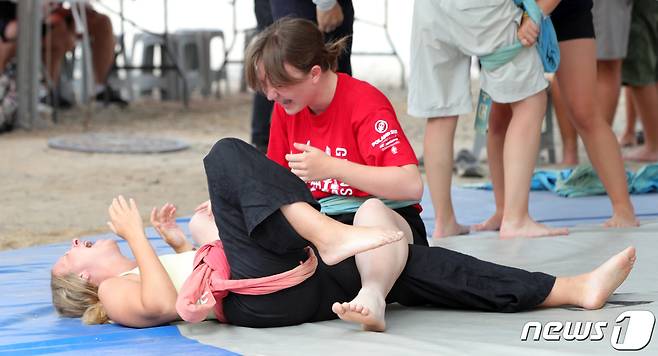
[395,165,424,201]
[394,175,423,201]
[408,176,424,201]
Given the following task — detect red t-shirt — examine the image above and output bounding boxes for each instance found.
[267,73,419,201]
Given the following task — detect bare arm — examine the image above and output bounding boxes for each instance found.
[286,143,423,201]
[314,0,343,33]
[105,196,179,327]
[536,0,561,15]
[98,276,179,328]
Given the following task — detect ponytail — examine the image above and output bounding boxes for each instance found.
[51,273,110,325]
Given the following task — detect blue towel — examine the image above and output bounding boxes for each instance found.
[466,164,658,197]
[631,164,658,194]
[480,0,560,73]
[554,165,631,198]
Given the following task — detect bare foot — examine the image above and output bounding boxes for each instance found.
[332,288,386,332]
[561,147,579,166]
[432,219,470,238]
[623,145,658,162]
[317,226,404,266]
[472,212,502,232]
[151,203,194,253]
[603,211,640,228]
[499,217,569,238]
[579,246,636,309]
[618,132,637,147]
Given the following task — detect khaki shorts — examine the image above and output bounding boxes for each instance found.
[407,0,548,118]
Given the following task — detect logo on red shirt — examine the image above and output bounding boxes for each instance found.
[375,120,388,134]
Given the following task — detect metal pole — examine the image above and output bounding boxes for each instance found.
[16,0,43,129]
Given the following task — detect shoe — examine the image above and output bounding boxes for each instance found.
[41,90,73,110]
[95,87,128,108]
[637,131,645,146]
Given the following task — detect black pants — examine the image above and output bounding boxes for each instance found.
[204,138,556,328]
[250,0,354,151]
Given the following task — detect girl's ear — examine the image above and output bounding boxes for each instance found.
[310,65,322,82]
[79,271,91,282]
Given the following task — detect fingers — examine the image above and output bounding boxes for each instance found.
[292,142,312,152]
[150,206,158,225]
[518,20,539,47]
[107,221,117,234]
[285,153,305,162]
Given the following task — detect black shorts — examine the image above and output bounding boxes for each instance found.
[551,0,595,42]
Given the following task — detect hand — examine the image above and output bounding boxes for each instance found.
[285,142,336,182]
[107,195,145,242]
[316,3,344,33]
[194,200,213,219]
[517,13,539,47]
[150,203,191,252]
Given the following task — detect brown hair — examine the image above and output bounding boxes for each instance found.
[245,17,348,93]
[51,273,110,325]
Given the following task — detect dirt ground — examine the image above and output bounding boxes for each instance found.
[0,84,639,251]
[0,88,462,250]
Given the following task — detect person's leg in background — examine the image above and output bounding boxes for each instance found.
[549,1,637,227]
[622,0,658,162]
[556,39,637,226]
[0,20,17,72]
[593,0,632,130]
[84,7,127,106]
[423,116,470,237]
[597,59,624,126]
[43,17,75,88]
[551,76,580,165]
[407,0,470,238]
[250,0,275,152]
[619,87,639,146]
[472,103,509,231]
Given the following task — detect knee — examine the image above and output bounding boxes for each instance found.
[354,198,387,224]
[569,107,598,132]
[207,137,244,159]
[4,21,17,41]
[88,13,114,37]
[45,22,75,52]
[189,211,219,246]
[204,138,250,173]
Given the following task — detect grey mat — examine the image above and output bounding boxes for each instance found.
[48,133,189,154]
[422,188,658,235]
[177,221,658,355]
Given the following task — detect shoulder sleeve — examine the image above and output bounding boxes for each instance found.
[266,104,290,168]
[313,0,337,11]
[355,107,418,167]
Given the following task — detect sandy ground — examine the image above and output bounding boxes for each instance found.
[0,87,443,250]
[0,84,637,251]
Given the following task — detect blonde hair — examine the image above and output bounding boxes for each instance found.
[51,273,110,325]
[245,17,348,93]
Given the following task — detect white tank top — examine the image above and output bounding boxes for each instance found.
[118,250,216,320]
[118,251,196,292]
